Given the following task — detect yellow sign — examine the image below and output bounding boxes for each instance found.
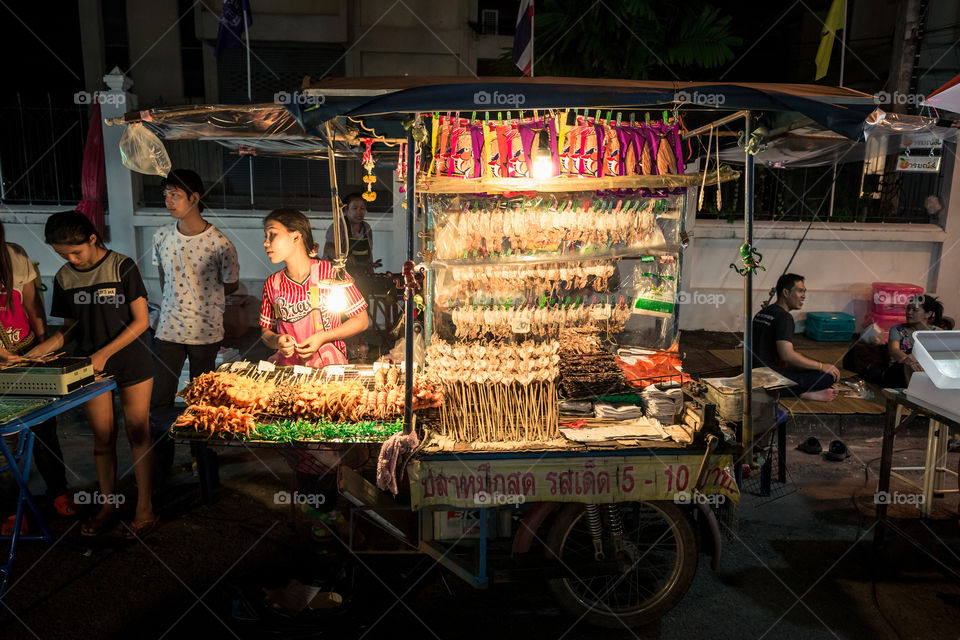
[408,454,739,510]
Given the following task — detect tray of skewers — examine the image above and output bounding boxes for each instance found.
[170,361,443,443]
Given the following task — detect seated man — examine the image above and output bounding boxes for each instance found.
[752,273,840,401]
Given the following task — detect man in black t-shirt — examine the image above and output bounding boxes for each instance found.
[751,273,839,401]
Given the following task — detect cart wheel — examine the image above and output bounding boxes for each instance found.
[545,501,698,628]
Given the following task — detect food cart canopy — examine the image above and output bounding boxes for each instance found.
[923,72,960,114]
[291,76,878,140]
[717,109,958,169]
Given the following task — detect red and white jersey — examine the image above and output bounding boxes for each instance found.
[259,259,367,367]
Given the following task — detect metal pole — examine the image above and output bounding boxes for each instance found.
[839,0,848,88]
[743,112,754,454]
[245,10,254,207]
[530,1,534,78]
[830,0,847,217]
[403,131,416,436]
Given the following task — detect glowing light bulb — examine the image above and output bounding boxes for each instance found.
[532,155,554,180]
[326,287,348,313]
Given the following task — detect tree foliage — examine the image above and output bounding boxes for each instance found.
[511,0,742,79]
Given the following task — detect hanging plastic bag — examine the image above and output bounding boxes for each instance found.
[119,122,171,176]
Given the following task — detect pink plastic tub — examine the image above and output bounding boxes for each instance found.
[871,282,924,313]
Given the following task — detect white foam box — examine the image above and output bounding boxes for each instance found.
[912,331,960,389]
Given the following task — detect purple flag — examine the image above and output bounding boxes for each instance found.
[215,0,252,58]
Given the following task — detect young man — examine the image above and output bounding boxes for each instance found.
[150,170,240,483]
[752,273,840,401]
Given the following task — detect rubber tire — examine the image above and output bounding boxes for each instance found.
[545,501,698,629]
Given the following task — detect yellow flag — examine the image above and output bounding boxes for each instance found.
[815,0,845,80]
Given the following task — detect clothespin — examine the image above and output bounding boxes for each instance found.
[485,111,490,123]
[498,112,502,125]
[507,111,512,121]
[564,295,572,309]
[594,109,601,122]
[662,110,669,125]
[630,113,635,126]
[471,111,477,123]
[574,296,581,307]
[616,112,622,126]
[645,112,651,125]
[605,110,612,123]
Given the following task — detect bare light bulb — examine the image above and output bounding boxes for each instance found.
[326,287,348,313]
[532,155,553,180]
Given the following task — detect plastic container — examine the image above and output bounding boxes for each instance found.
[868,309,905,342]
[871,282,924,313]
[805,311,855,341]
[911,330,960,389]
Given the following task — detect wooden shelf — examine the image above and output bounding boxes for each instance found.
[417,168,740,194]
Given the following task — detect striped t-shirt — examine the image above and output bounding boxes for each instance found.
[259,259,367,366]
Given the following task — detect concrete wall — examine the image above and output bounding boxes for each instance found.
[681,218,949,334]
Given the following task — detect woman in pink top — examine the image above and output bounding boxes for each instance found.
[260,209,368,367]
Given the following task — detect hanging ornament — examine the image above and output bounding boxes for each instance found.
[396,141,408,208]
[361,138,377,202]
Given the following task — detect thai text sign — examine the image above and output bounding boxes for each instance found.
[408,454,739,509]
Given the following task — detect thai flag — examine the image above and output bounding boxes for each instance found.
[512,0,534,76]
[215,0,253,58]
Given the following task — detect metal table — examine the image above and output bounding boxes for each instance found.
[876,388,960,545]
[0,379,117,599]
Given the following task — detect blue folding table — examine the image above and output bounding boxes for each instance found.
[0,379,117,599]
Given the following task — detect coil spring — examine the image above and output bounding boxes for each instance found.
[602,504,624,555]
[584,504,605,560]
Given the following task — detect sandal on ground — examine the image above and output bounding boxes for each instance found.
[123,518,159,540]
[796,437,822,454]
[2,515,28,536]
[53,493,79,517]
[823,440,851,461]
[81,513,116,537]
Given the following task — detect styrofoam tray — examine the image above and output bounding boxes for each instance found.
[912,330,960,389]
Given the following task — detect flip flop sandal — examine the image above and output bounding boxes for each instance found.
[81,514,116,537]
[796,437,823,454]
[53,493,79,517]
[2,515,28,536]
[823,440,851,461]
[124,518,160,540]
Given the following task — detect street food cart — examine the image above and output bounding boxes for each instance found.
[106,77,878,626]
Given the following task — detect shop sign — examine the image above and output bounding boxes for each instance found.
[408,454,739,509]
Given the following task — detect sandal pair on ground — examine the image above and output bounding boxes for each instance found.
[796,437,851,461]
[1,492,79,536]
[80,512,160,539]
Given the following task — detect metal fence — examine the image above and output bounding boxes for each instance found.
[0,94,90,206]
[697,159,945,224]
[140,139,396,214]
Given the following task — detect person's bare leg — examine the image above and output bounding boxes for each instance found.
[799,387,839,402]
[84,393,118,523]
[120,379,156,523]
[904,363,914,386]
